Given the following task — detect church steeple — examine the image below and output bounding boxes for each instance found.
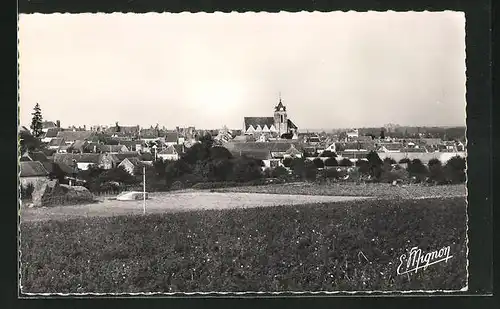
[275,92,286,112]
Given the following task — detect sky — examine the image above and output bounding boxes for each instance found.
[18,12,466,130]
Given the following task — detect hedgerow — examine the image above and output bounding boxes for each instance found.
[20,197,467,293]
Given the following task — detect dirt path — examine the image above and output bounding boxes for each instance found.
[20,191,372,222]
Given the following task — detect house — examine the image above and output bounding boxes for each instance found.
[53,153,119,170]
[19,161,49,188]
[41,127,62,143]
[20,151,49,163]
[96,144,129,153]
[283,144,303,158]
[57,145,71,153]
[157,144,184,161]
[422,138,443,147]
[378,143,404,153]
[243,97,298,138]
[164,132,180,147]
[114,152,141,163]
[56,131,94,144]
[41,121,58,133]
[231,149,280,170]
[117,157,145,175]
[47,138,66,150]
[70,140,89,153]
[346,129,359,139]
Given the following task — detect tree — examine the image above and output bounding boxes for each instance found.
[383,157,397,165]
[428,158,446,184]
[407,159,428,182]
[115,122,121,132]
[444,156,466,184]
[399,158,411,164]
[324,157,338,167]
[282,157,293,168]
[356,159,370,175]
[380,129,385,139]
[271,166,289,179]
[303,160,317,181]
[231,156,262,182]
[19,130,42,153]
[338,158,353,167]
[320,150,337,157]
[313,158,324,169]
[280,133,293,139]
[366,151,383,177]
[30,103,43,138]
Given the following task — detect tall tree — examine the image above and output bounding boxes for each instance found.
[30,103,43,138]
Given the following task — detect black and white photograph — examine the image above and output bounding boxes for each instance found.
[18,11,469,294]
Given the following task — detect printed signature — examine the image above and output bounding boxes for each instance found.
[397,245,453,275]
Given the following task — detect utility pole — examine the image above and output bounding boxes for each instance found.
[143,165,146,215]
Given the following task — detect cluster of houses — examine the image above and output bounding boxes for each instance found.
[19,99,466,189]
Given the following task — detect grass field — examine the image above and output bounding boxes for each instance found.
[20,196,467,293]
[21,192,371,222]
[212,182,467,199]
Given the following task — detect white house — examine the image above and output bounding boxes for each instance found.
[157,144,183,161]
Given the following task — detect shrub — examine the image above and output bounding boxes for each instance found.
[428,159,446,184]
[407,159,428,183]
[399,158,411,164]
[282,157,293,168]
[366,151,383,179]
[313,158,324,169]
[338,158,353,167]
[324,157,338,167]
[20,183,35,200]
[170,181,184,191]
[270,166,289,179]
[383,157,397,165]
[444,156,466,184]
[320,150,336,157]
[303,160,317,181]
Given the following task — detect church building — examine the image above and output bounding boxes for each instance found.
[243,97,298,138]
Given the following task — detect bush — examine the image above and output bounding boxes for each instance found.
[338,158,353,167]
[320,150,336,157]
[270,166,289,179]
[407,159,428,183]
[444,156,466,184]
[313,158,324,169]
[170,181,184,190]
[383,157,397,165]
[428,159,446,184]
[20,183,35,200]
[303,160,317,182]
[399,158,411,164]
[282,157,293,168]
[324,157,338,167]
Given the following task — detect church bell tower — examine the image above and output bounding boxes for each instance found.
[273,93,288,137]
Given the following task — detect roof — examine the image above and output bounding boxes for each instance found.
[232,149,272,160]
[140,129,159,139]
[114,152,140,161]
[97,144,128,153]
[287,119,298,130]
[165,132,178,143]
[57,131,94,141]
[285,145,303,156]
[53,153,101,165]
[401,147,428,153]
[48,138,65,147]
[275,100,286,112]
[23,151,49,162]
[44,127,62,138]
[379,143,404,151]
[42,121,57,129]
[71,140,88,150]
[20,161,49,177]
[119,157,141,167]
[244,117,275,131]
[159,145,178,155]
[224,141,303,154]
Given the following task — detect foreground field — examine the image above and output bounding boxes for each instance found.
[213,182,467,199]
[21,192,370,222]
[20,197,467,293]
